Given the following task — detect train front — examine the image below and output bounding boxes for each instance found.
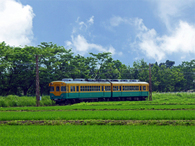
[49,81,67,102]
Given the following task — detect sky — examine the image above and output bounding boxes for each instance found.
[0,0,195,66]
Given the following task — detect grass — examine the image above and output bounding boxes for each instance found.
[0,92,195,107]
[0,93,195,145]
[0,104,195,111]
[1,110,195,121]
[0,125,195,146]
[0,95,54,107]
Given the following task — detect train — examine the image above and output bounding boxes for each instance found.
[49,78,149,104]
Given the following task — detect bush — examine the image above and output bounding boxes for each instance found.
[0,95,52,107]
[0,98,9,107]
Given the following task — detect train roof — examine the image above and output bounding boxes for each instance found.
[51,81,111,84]
[51,80,148,85]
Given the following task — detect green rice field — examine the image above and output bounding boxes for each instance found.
[0,93,195,145]
[1,110,195,121]
[0,104,195,111]
[0,125,195,146]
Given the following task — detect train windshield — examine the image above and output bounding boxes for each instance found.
[50,86,54,92]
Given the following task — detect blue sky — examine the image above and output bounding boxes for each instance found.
[0,0,195,66]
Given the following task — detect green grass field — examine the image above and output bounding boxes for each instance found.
[0,93,195,145]
[1,110,195,121]
[0,125,195,146]
[0,92,195,107]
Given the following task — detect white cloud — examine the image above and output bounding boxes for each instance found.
[65,35,116,55]
[75,16,95,31]
[134,18,148,31]
[150,0,195,30]
[0,0,34,46]
[132,0,195,61]
[135,19,195,62]
[88,16,94,25]
[108,14,195,62]
[109,16,133,27]
[66,16,119,56]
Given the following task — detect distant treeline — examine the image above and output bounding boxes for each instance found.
[0,42,195,96]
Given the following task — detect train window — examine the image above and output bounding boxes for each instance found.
[66,86,69,92]
[50,87,54,92]
[80,86,82,91]
[56,86,59,91]
[71,86,75,92]
[61,86,66,91]
[113,86,116,91]
[120,86,121,91]
[143,86,146,90]
[113,86,119,91]
[77,86,79,92]
[140,86,141,91]
[105,86,111,91]
[102,86,104,91]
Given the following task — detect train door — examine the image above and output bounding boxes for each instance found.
[55,84,61,96]
[139,85,142,96]
[68,85,79,99]
[102,86,105,97]
[119,86,122,97]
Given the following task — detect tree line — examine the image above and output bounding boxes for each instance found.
[0,42,195,96]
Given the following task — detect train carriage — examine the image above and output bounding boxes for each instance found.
[112,82,149,100]
[49,79,149,104]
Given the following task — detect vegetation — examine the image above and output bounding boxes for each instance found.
[1,104,195,111]
[0,93,194,145]
[1,110,195,121]
[0,95,53,107]
[1,41,195,145]
[0,92,195,107]
[0,126,195,146]
[1,41,195,96]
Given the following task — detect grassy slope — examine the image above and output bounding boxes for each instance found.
[0,92,195,108]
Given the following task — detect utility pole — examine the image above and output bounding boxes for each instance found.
[36,55,40,106]
[149,63,152,101]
